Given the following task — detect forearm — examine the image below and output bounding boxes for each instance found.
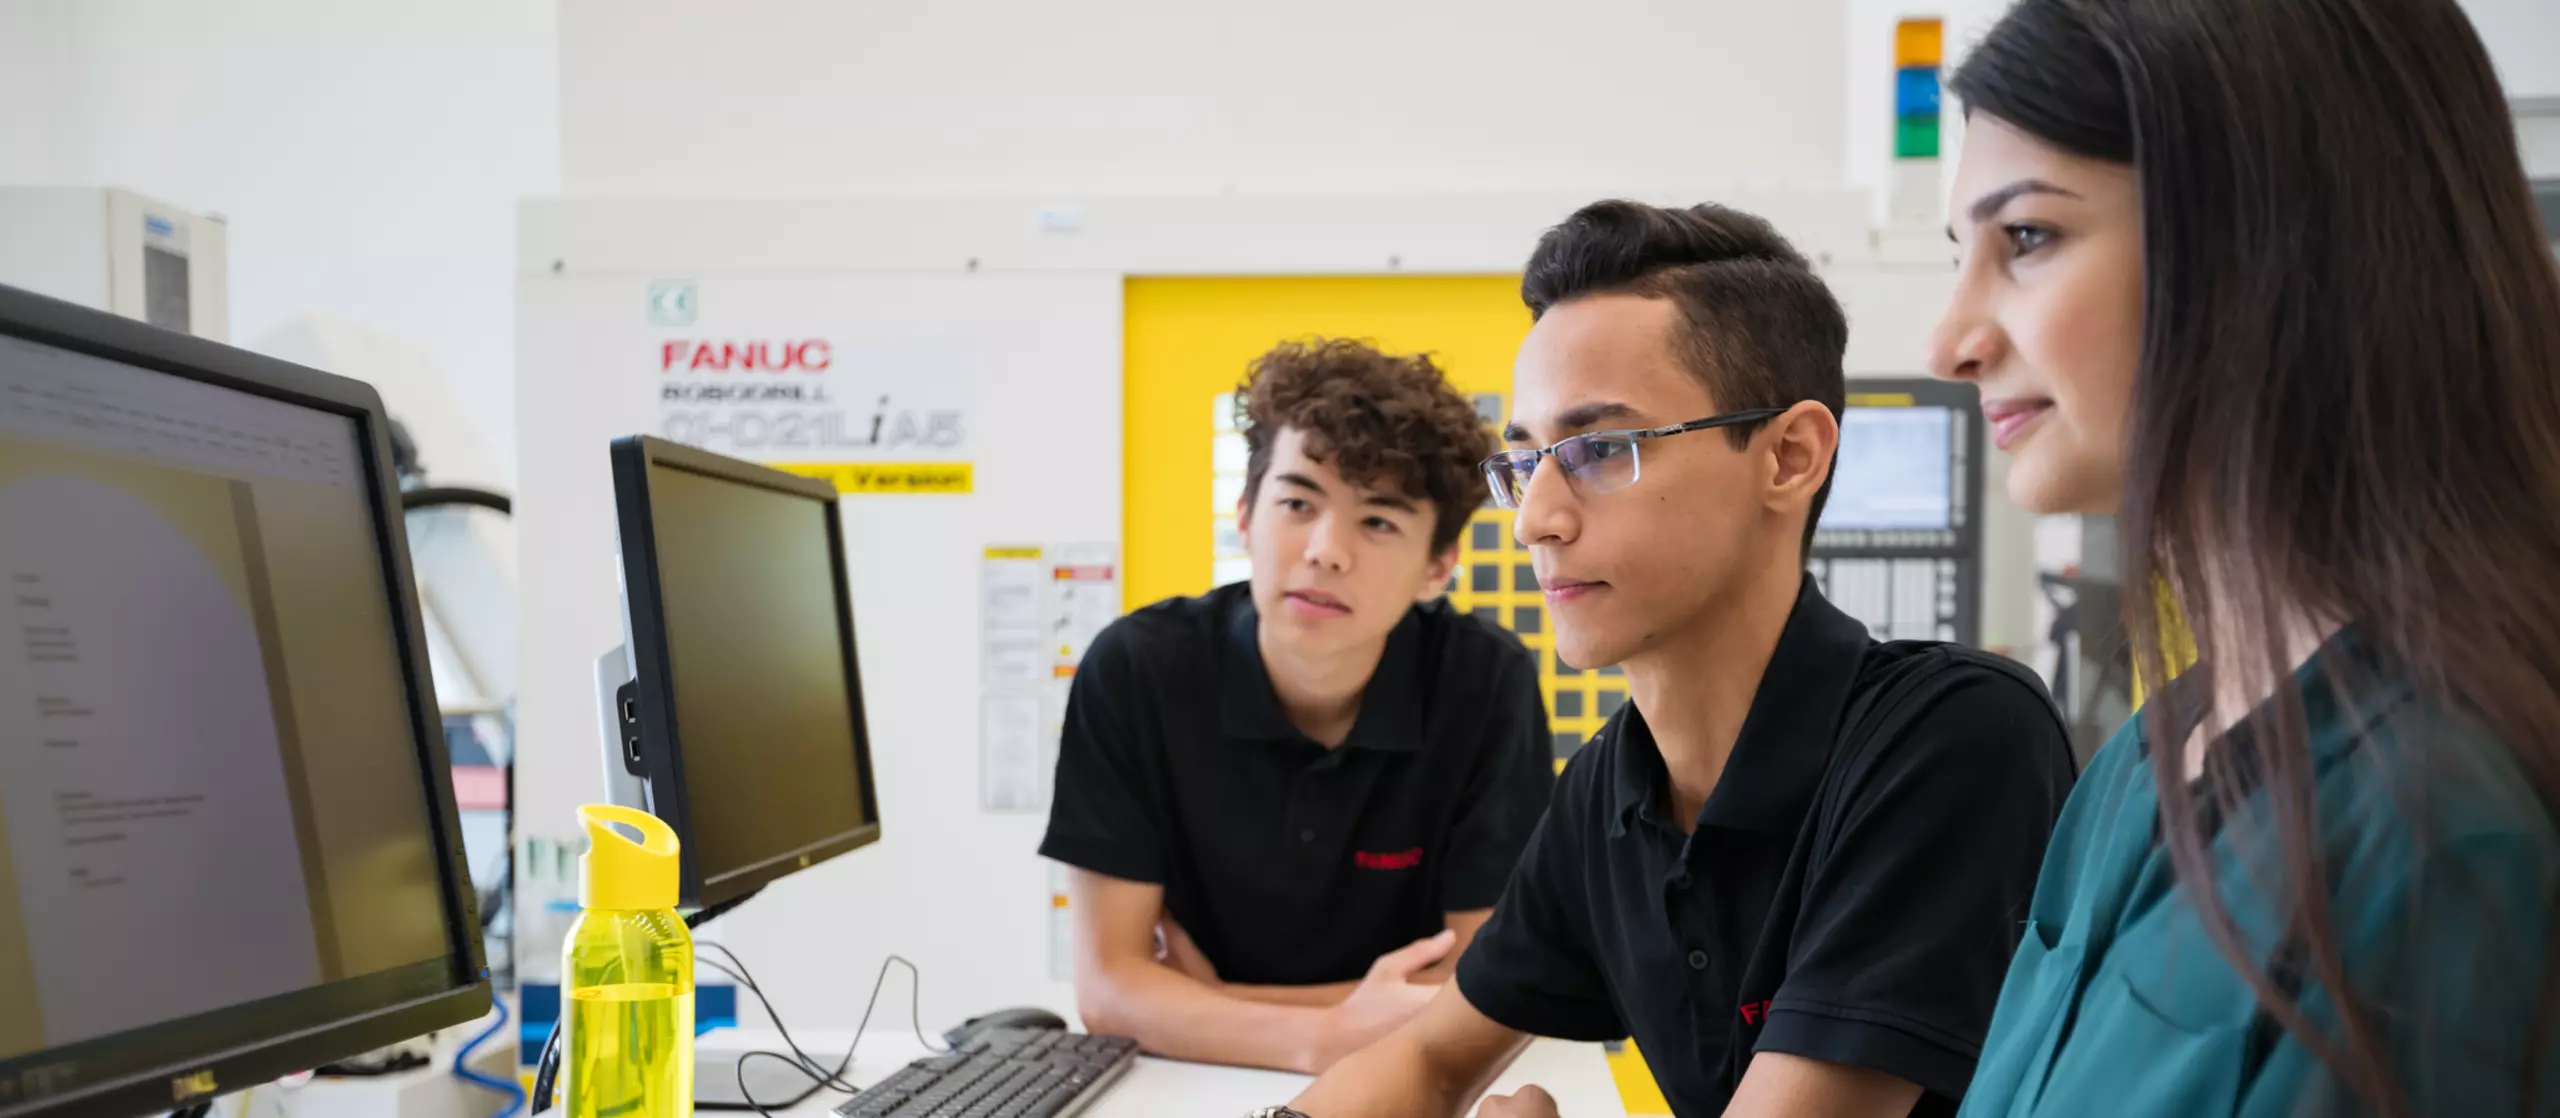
[1217,980,1358,1008]
[1287,1026,1478,1118]
[1077,959,1337,1073]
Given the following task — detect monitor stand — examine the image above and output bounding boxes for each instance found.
[692,1030,830,1111]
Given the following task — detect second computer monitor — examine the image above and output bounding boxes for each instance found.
[1809,378,1986,645]
[605,435,880,908]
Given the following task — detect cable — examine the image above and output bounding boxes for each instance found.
[453,997,525,1118]
[400,486,513,515]
[313,1049,434,1077]
[528,988,565,1114]
[703,946,948,1118]
[684,889,762,932]
[694,945,882,1093]
[528,888,766,1113]
[699,951,856,1085]
[694,958,863,1100]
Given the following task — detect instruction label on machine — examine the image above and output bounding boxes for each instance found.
[981,544,1117,812]
[644,278,976,492]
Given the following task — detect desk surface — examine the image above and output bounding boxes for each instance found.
[721,1029,1629,1117]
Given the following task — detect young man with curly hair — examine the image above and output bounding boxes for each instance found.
[1040,339,1555,1074]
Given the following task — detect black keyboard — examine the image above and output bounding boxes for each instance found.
[830,1027,1139,1118]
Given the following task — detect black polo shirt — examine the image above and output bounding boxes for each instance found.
[1454,580,2074,1117]
[1040,582,1554,987]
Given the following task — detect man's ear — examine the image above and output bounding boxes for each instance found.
[1764,399,1839,513]
[1419,541,1461,601]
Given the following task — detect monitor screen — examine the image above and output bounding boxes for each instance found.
[1826,406,1955,531]
[0,329,462,1094]
[633,456,873,902]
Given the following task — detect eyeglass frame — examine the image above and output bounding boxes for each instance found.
[1479,407,1790,509]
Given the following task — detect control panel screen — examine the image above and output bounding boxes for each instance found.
[1827,407,1953,531]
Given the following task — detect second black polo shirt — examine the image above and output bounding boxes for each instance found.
[1040,582,1554,986]
[1455,580,2076,1117]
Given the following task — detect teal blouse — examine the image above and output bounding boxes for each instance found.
[1959,634,2560,1117]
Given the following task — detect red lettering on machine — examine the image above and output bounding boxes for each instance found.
[659,339,834,373]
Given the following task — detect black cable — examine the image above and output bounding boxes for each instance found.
[529,888,767,1113]
[740,1050,839,1118]
[400,485,513,515]
[314,1050,433,1076]
[695,955,857,1091]
[698,943,950,1095]
[709,948,948,1118]
[696,949,860,1092]
[528,1007,564,1114]
[685,889,762,933]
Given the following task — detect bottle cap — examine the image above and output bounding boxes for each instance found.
[577,804,679,911]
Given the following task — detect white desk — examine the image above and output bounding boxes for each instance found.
[738,1029,1630,1117]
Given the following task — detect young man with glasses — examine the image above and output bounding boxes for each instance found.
[1042,339,1556,1074]
[1266,201,2077,1118]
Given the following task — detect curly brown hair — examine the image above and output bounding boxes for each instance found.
[1237,338,1491,554]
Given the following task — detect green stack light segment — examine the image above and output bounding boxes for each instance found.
[1894,18,1943,160]
[1895,111,1940,159]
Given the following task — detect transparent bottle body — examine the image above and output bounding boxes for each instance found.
[561,906,695,1118]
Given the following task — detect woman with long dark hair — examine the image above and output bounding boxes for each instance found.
[1930,0,2560,1114]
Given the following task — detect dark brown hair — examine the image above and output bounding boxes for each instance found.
[1521,199,1848,553]
[1955,0,2560,1113]
[1237,338,1492,554]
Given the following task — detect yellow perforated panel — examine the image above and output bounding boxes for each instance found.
[1436,416,1626,762]
[1125,278,1618,763]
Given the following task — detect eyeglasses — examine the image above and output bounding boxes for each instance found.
[1480,408,1787,510]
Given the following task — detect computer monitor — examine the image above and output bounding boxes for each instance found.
[0,285,491,1117]
[597,435,881,911]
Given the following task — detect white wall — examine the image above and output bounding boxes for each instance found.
[557,0,1848,197]
[0,0,556,482]
[2522,112,2560,180]
[0,3,85,179]
[2466,0,2560,101]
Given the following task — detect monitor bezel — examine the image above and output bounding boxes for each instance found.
[0,284,491,1118]
[607,434,884,908]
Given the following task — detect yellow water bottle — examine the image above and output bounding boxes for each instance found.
[563,804,695,1118]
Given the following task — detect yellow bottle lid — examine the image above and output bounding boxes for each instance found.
[578,804,680,911]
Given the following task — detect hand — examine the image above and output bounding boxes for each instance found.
[1310,930,1455,1070]
[1477,1085,1560,1118]
[1156,918,1221,986]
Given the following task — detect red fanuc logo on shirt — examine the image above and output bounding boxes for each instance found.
[1354,847,1425,871]
[1739,1000,1773,1026]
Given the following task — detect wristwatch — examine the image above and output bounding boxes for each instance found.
[1245,1108,1313,1118]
